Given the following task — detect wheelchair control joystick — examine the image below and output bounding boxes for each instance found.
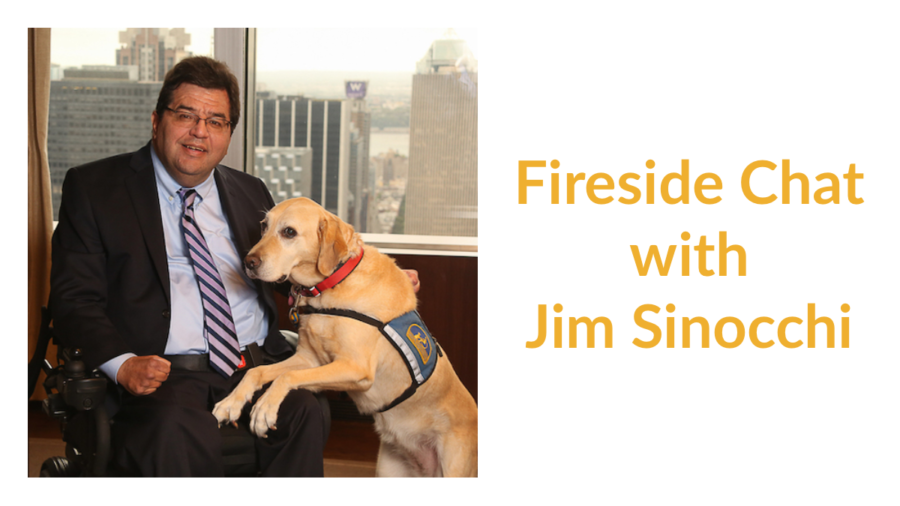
[43,348,107,416]
[39,347,110,476]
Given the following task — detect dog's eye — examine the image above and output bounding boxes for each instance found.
[281,227,296,239]
[260,221,268,233]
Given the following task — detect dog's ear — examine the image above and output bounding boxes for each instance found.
[317,213,350,276]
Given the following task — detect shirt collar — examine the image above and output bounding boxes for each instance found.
[150,144,217,206]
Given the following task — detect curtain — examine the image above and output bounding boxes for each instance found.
[28,28,53,400]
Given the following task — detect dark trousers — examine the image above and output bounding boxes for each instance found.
[110,366,324,477]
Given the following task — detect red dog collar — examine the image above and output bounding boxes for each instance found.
[291,247,364,299]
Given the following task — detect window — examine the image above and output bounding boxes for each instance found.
[46,28,477,253]
[47,28,214,220]
[252,28,478,245]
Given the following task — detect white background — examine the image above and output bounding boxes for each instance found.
[479,1,900,503]
[11,1,899,503]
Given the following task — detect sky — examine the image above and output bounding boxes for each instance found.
[49,27,478,73]
[256,27,477,72]
[50,28,213,68]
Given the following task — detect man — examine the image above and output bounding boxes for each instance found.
[50,56,385,476]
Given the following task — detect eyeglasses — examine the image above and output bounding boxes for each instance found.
[165,107,233,133]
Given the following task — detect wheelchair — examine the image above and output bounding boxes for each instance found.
[28,307,330,477]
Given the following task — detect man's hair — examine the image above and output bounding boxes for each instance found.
[155,56,241,133]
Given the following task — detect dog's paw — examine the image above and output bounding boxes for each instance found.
[213,393,247,426]
[249,385,287,438]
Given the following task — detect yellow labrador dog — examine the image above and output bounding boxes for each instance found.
[212,198,478,477]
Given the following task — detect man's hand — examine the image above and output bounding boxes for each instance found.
[404,269,420,294]
[117,355,171,396]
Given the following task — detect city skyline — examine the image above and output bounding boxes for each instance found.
[45,27,478,238]
[50,28,478,74]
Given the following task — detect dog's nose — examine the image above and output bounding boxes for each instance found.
[244,254,261,271]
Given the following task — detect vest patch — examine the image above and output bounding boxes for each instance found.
[382,311,438,385]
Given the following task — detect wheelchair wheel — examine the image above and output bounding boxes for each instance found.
[40,457,74,477]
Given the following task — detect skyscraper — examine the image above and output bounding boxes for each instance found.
[116,28,192,82]
[255,92,371,232]
[47,67,161,217]
[254,146,313,203]
[345,83,372,234]
[404,35,478,236]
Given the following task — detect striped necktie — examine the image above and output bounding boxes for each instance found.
[178,188,242,377]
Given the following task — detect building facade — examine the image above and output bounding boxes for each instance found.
[254,147,314,203]
[47,68,162,217]
[404,37,478,236]
[254,93,372,232]
[116,28,192,82]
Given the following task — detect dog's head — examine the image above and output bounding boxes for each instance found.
[244,198,361,287]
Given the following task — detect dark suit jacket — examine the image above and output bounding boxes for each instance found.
[50,143,292,371]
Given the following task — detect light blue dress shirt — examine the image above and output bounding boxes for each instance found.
[99,146,269,383]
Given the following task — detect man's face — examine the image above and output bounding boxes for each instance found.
[151,83,232,188]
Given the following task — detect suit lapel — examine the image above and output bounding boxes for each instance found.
[125,143,171,304]
[215,167,276,314]
[214,167,252,258]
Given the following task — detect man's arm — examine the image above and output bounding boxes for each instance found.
[50,167,171,395]
[51,168,130,367]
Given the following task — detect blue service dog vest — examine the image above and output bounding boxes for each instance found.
[296,306,442,412]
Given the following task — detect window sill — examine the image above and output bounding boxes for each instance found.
[360,233,477,257]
